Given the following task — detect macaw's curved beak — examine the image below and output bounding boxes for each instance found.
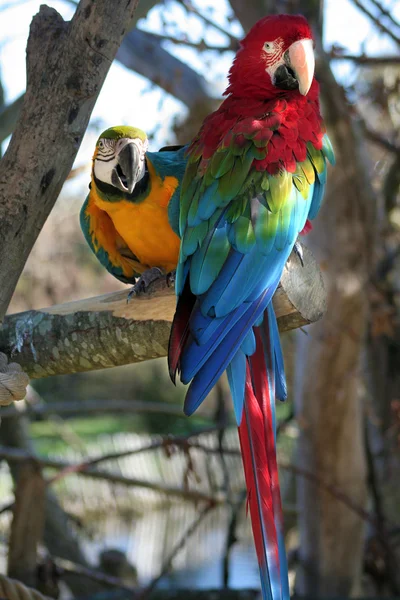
[286,38,315,96]
[273,38,315,96]
[112,140,140,194]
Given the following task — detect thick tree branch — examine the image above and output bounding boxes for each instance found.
[116,28,218,109]
[0,0,139,322]
[0,245,326,379]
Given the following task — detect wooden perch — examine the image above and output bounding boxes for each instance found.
[0,245,325,379]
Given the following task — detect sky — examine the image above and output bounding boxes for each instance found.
[0,0,398,195]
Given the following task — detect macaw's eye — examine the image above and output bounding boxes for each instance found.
[98,140,104,149]
[263,42,274,53]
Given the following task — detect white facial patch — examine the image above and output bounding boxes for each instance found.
[94,137,148,187]
[263,37,285,82]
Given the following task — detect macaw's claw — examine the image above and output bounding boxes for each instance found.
[127,267,164,302]
[166,270,176,287]
[293,241,304,267]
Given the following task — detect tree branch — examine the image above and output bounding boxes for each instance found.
[0,445,223,505]
[116,28,218,109]
[350,0,400,46]
[329,52,400,66]
[368,0,400,30]
[0,245,326,379]
[0,0,140,321]
[361,121,400,154]
[0,398,203,419]
[137,30,234,52]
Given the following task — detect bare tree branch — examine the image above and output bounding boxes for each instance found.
[138,30,235,52]
[178,0,240,48]
[368,0,400,30]
[0,398,204,419]
[361,121,400,154]
[116,28,218,109]
[350,0,400,46]
[329,52,400,66]
[0,445,223,505]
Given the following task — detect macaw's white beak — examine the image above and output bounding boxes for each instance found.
[287,38,315,96]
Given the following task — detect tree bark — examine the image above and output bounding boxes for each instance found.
[0,245,325,379]
[0,0,139,323]
[7,461,46,587]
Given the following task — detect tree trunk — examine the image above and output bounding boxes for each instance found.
[0,0,139,322]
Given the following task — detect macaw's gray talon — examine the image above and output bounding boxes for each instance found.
[127,267,164,302]
[293,241,304,267]
[166,270,176,288]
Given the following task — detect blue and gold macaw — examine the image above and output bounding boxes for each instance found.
[80,126,186,288]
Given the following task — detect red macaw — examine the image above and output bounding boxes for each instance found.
[168,14,334,600]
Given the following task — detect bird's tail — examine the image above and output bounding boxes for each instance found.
[231,305,289,600]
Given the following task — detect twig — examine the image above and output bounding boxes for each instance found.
[0,446,222,505]
[138,502,216,599]
[329,52,400,65]
[350,0,400,45]
[368,0,400,30]
[139,29,234,52]
[0,399,208,420]
[361,122,400,154]
[280,460,381,528]
[178,0,239,48]
[55,556,136,593]
[47,426,222,484]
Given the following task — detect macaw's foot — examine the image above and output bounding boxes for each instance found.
[166,270,176,287]
[293,241,304,267]
[127,267,165,301]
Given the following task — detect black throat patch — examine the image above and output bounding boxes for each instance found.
[94,165,150,203]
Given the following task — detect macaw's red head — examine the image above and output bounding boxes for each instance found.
[225,14,315,99]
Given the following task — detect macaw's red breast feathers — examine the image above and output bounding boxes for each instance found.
[187,86,324,178]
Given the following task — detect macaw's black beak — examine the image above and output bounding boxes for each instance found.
[111,141,140,194]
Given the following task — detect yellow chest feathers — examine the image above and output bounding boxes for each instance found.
[92,163,180,273]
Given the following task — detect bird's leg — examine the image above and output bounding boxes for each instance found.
[127,267,176,301]
[166,270,176,287]
[127,267,164,301]
[293,241,304,267]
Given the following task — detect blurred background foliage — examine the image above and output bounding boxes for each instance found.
[0,0,399,598]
